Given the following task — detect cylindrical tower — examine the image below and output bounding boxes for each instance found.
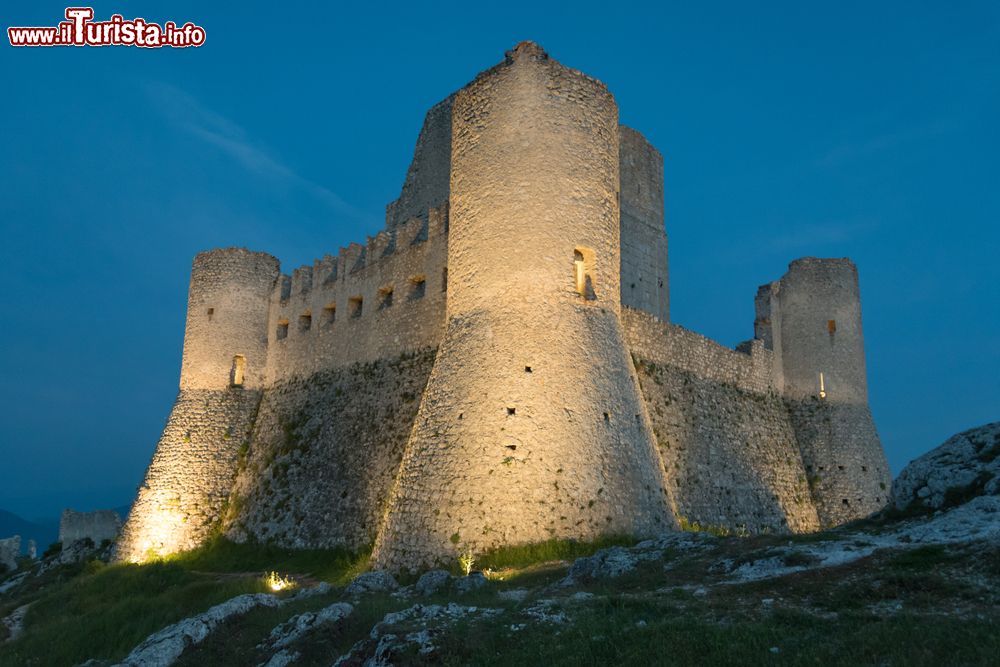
[372,42,675,572]
[115,248,278,562]
[766,257,890,526]
[180,248,279,390]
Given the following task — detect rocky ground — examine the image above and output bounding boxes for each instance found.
[1,422,997,666]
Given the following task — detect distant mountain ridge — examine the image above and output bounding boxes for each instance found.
[0,510,58,553]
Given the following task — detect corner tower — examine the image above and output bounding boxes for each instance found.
[755,258,890,526]
[372,43,676,571]
[116,249,278,561]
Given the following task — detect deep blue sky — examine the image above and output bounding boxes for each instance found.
[1,2,997,519]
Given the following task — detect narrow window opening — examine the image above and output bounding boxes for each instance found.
[838,465,845,471]
[827,319,837,335]
[408,275,426,301]
[322,303,336,326]
[842,498,850,505]
[378,286,394,310]
[506,407,516,416]
[276,320,289,340]
[574,248,597,300]
[441,266,448,292]
[603,412,610,422]
[862,466,868,472]
[506,444,517,451]
[298,311,312,332]
[349,296,363,319]
[230,355,246,387]
[206,307,214,320]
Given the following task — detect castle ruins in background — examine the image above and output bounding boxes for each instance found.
[115,43,891,571]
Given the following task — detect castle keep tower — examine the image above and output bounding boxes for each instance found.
[372,43,676,571]
[755,258,891,526]
[116,249,278,561]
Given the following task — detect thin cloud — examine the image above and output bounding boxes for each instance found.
[766,216,879,254]
[143,81,371,223]
[816,117,958,168]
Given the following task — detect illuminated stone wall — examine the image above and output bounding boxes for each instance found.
[263,206,448,385]
[372,42,676,573]
[115,389,260,561]
[223,349,436,550]
[757,258,891,526]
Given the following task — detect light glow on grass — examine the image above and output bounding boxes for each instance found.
[264,571,295,592]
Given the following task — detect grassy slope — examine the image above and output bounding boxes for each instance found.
[1,531,998,666]
[0,537,369,667]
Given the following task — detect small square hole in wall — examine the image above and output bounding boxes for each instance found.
[322,304,336,326]
[408,276,426,301]
[524,366,532,373]
[276,320,289,340]
[349,296,363,318]
[842,498,850,505]
[298,311,312,332]
[507,407,516,416]
[827,319,837,334]
[378,286,394,310]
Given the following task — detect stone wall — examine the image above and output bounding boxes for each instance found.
[634,360,819,533]
[115,388,261,562]
[264,206,448,384]
[786,399,890,526]
[622,309,776,394]
[620,127,669,322]
[59,509,121,546]
[224,349,437,550]
[624,309,819,533]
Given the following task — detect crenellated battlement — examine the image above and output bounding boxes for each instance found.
[263,203,449,384]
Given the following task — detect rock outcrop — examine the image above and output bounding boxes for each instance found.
[892,421,1000,512]
[114,593,281,667]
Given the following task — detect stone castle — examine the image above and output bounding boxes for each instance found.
[116,43,891,571]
